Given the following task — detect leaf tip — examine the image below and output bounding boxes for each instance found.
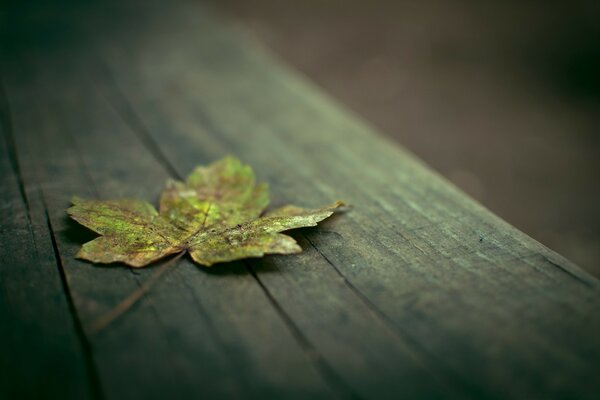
[74,248,90,262]
[70,195,85,205]
[331,200,350,211]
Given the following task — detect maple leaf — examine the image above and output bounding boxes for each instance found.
[68,156,344,267]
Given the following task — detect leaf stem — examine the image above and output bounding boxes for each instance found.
[88,251,185,335]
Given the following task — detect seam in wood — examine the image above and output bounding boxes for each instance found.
[396,229,428,255]
[92,63,183,180]
[98,56,241,159]
[42,196,105,400]
[0,78,33,226]
[303,233,486,398]
[245,261,360,400]
[543,256,593,288]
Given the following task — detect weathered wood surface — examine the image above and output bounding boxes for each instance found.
[1,1,599,399]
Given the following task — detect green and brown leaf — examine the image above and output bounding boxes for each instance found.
[68,156,344,267]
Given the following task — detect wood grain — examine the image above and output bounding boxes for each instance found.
[1,1,599,398]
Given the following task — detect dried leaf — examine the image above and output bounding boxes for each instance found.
[68,156,344,267]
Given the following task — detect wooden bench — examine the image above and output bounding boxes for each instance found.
[1,1,599,398]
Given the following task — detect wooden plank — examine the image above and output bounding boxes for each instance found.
[0,87,94,397]
[89,1,600,398]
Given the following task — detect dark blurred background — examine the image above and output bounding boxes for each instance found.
[210,0,600,277]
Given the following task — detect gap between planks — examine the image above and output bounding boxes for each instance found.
[0,77,105,400]
[43,202,106,400]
